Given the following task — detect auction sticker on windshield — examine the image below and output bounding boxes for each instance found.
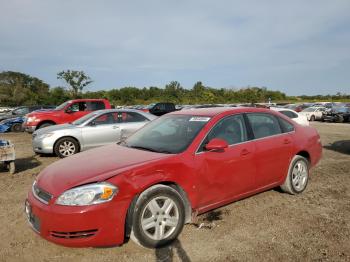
[189,117,211,122]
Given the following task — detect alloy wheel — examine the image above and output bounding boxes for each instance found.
[140,196,180,241]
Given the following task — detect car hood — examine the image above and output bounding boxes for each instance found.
[27,109,59,117]
[34,123,77,135]
[36,144,172,196]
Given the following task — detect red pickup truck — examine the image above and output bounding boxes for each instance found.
[24,99,112,133]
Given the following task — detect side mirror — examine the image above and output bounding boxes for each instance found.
[65,108,73,114]
[89,121,96,126]
[205,138,228,152]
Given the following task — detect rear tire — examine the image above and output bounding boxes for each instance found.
[11,123,22,132]
[281,155,309,195]
[130,185,185,248]
[54,137,79,158]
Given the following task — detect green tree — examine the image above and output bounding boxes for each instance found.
[57,70,93,98]
[0,71,49,106]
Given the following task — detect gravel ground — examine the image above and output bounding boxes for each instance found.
[0,122,349,262]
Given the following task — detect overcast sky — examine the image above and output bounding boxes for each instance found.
[1,0,349,95]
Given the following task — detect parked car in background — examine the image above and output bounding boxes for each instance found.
[26,107,322,248]
[0,105,55,122]
[322,106,350,123]
[142,102,176,116]
[270,108,309,126]
[24,99,112,133]
[299,107,326,121]
[0,107,13,113]
[32,109,156,158]
[0,117,24,133]
[284,103,311,112]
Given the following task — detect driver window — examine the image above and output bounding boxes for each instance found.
[199,114,248,152]
[67,102,87,112]
[92,113,114,125]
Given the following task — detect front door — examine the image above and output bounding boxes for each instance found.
[194,114,256,208]
[64,101,90,123]
[81,112,121,150]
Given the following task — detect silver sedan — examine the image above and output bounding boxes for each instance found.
[32,109,156,158]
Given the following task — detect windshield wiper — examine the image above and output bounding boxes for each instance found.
[128,145,158,152]
[128,145,172,154]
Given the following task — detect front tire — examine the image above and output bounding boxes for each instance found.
[130,185,185,248]
[281,155,309,195]
[54,137,79,158]
[310,115,315,121]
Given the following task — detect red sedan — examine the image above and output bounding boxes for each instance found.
[25,107,322,248]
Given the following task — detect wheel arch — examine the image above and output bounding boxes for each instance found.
[124,181,192,242]
[37,120,56,129]
[296,150,311,163]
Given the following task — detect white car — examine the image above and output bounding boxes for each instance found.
[271,107,309,126]
[299,107,326,121]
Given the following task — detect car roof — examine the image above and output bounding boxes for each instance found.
[67,99,108,102]
[169,107,272,117]
[89,108,157,118]
[270,107,296,112]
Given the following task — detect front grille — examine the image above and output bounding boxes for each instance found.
[32,182,52,204]
[50,229,98,239]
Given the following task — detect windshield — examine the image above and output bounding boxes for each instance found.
[72,111,100,125]
[124,115,210,154]
[13,107,29,115]
[55,101,70,111]
[145,103,156,109]
[333,107,349,113]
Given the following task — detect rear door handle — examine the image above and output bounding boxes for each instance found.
[240,149,250,156]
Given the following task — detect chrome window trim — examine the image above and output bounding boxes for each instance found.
[195,112,295,155]
[195,113,248,155]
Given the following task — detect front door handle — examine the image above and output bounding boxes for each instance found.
[240,149,250,156]
[283,138,291,144]
[112,126,119,129]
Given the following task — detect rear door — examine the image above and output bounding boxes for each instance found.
[118,111,150,141]
[81,112,121,149]
[245,113,293,188]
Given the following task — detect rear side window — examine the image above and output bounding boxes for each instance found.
[88,101,106,111]
[280,110,298,119]
[118,112,148,123]
[246,113,281,139]
[278,117,295,133]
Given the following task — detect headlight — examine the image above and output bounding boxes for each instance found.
[56,182,118,206]
[27,117,36,122]
[37,133,54,139]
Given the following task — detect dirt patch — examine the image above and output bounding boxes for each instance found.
[0,122,349,261]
